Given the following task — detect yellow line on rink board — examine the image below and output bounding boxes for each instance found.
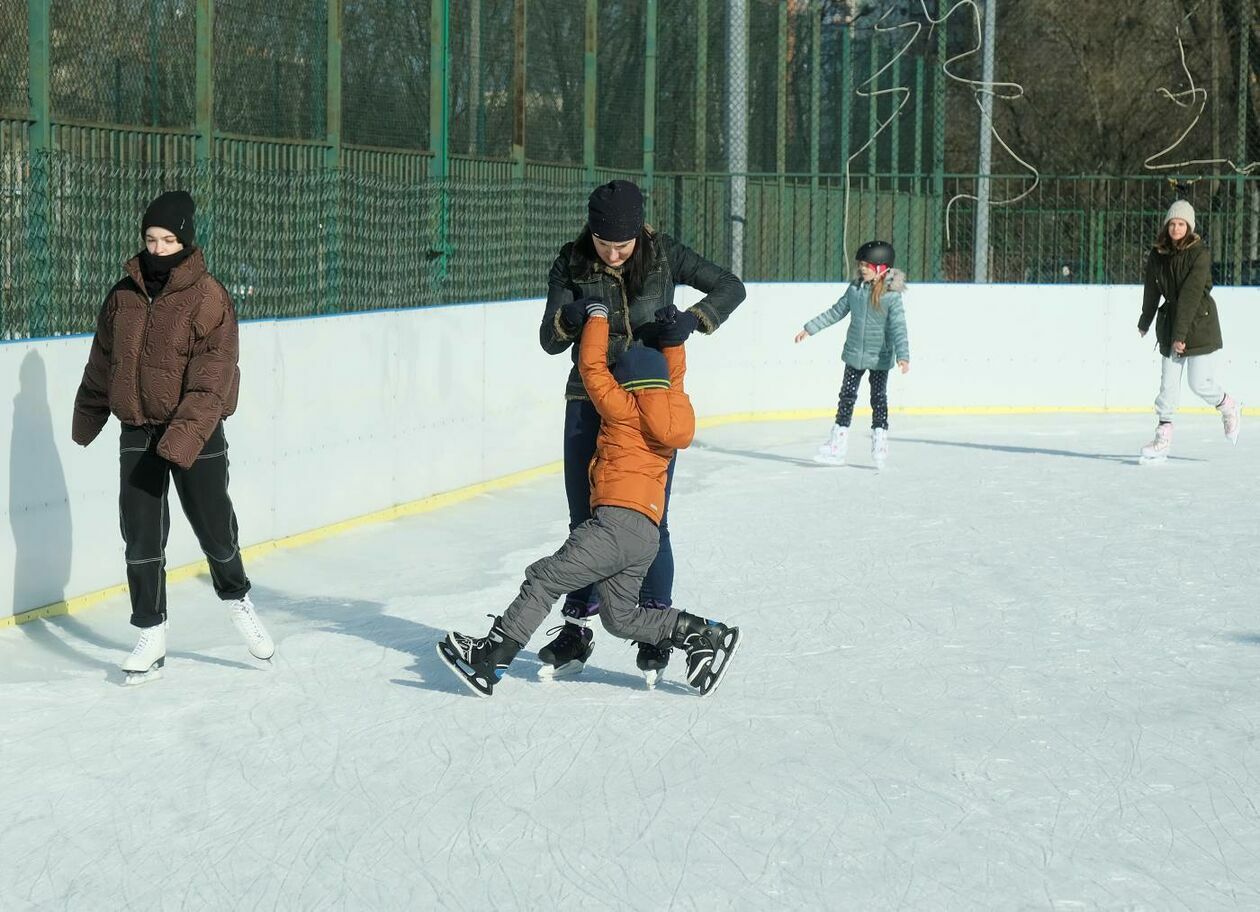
[7,403,1253,628]
[3,460,563,630]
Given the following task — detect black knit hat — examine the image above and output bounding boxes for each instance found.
[613,344,670,391]
[587,180,644,242]
[142,190,196,248]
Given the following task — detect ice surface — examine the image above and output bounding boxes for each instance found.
[3,415,1258,910]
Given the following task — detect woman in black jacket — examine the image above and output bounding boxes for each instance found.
[1137,200,1240,462]
[536,180,745,685]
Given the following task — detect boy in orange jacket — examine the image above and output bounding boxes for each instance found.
[437,300,741,697]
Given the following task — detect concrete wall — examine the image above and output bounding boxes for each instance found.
[4,283,1258,618]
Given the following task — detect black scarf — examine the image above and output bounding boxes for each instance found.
[138,247,194,299]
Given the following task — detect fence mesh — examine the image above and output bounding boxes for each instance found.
[2,0,1259,340]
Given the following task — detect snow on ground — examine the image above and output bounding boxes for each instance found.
[3,414,1258,911]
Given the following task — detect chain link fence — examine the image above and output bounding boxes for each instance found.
[2,0,1258,340]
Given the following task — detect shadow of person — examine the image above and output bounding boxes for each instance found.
[251,584,685,697]
[10,350,72,623]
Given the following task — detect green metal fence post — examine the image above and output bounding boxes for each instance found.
[914,56,924,277]
[839,22,852,264]
[27,0,51,338]
[194,0,215,258]
[430,0,451,282]
[809,1,821,277]
[643,0,658,210]
[325,0,342,314]
[1234,0,1251,283]
[584,0,597,183]
[932,5,946,280]
[511,0,525,181]
[775,0,787,276]
[696,0,707,172]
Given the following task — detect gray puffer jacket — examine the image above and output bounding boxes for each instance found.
[804,269,909,371]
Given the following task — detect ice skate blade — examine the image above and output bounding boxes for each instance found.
[1138,454,1168,466]
[436,639,495,698]
[122,661,164,686]
[248,646,275,661]
[813,453,846,466]
[697,628,742,698]
[537,657,588,680]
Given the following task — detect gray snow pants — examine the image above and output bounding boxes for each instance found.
[499,506,680,649]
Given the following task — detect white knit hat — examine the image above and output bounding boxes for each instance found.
[1165,200,1196,233]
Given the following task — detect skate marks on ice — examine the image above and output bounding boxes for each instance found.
[11,610,261,685]
[896,435,1205,465]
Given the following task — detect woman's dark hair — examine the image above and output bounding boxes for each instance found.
[1154,224,1199,254]
[576,225,655,303]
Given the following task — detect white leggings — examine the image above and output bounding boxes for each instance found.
[1155,350,1225,422]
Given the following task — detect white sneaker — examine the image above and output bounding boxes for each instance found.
[814,425,848,465]
[1218,394,1241,444]
[122,621,167,683]
[229,595,275,660]
[872,428,889,469]
[1140,422,1173,463]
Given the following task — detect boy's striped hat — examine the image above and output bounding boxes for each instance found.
[613,344,671,391]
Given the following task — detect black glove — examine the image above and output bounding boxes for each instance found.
[655,306,700,347]
[560,297,598,333]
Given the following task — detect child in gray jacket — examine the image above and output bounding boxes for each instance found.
[794,240,910,469]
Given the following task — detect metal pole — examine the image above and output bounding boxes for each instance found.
[974,0,996,283]
[932,2,946,279]
[696,0,708,172]
[430,0,451,283]
[728,0,748,276]
[643,0,658,205]
[511,0,526,180]
[195,0,214,166]
[810,2,821,277]
[27,0,51,339]
[430,0,451,181]
[584,0,597,182]
[325,0,342,314]
[1233,0,1250,283]
[776,1,787,175]
[470,0,482,154]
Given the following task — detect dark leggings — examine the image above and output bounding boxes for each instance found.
[560,398,676,619]
[835,365,890,429]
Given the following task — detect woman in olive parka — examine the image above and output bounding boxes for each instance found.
[1137,200,1241,461]
[536,180,745,685]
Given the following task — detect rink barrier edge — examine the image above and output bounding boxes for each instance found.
[3,460,564,630]
[6,404,1250,629]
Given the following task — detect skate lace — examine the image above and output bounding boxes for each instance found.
[543,623,584,648]
[232,600,265,641]
[131,628,157,655]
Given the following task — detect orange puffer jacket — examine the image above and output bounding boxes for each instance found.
[578,316,695,524]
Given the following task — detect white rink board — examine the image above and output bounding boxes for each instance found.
[4,282,1259,618]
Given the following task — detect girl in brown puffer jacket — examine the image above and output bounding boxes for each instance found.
[72,191,274,683]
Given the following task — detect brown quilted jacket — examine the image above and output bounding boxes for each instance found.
[72,248,241,469]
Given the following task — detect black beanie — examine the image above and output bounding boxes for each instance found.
[613,344,670,391]
[587,180,644,242]
[142,190,196,248]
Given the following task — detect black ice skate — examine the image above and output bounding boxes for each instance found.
[436,616,523,698]
[670,613,741,697]
[536,621,594,679]
[635,641,672,689]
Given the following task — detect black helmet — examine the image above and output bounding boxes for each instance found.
[855,240,895,268]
